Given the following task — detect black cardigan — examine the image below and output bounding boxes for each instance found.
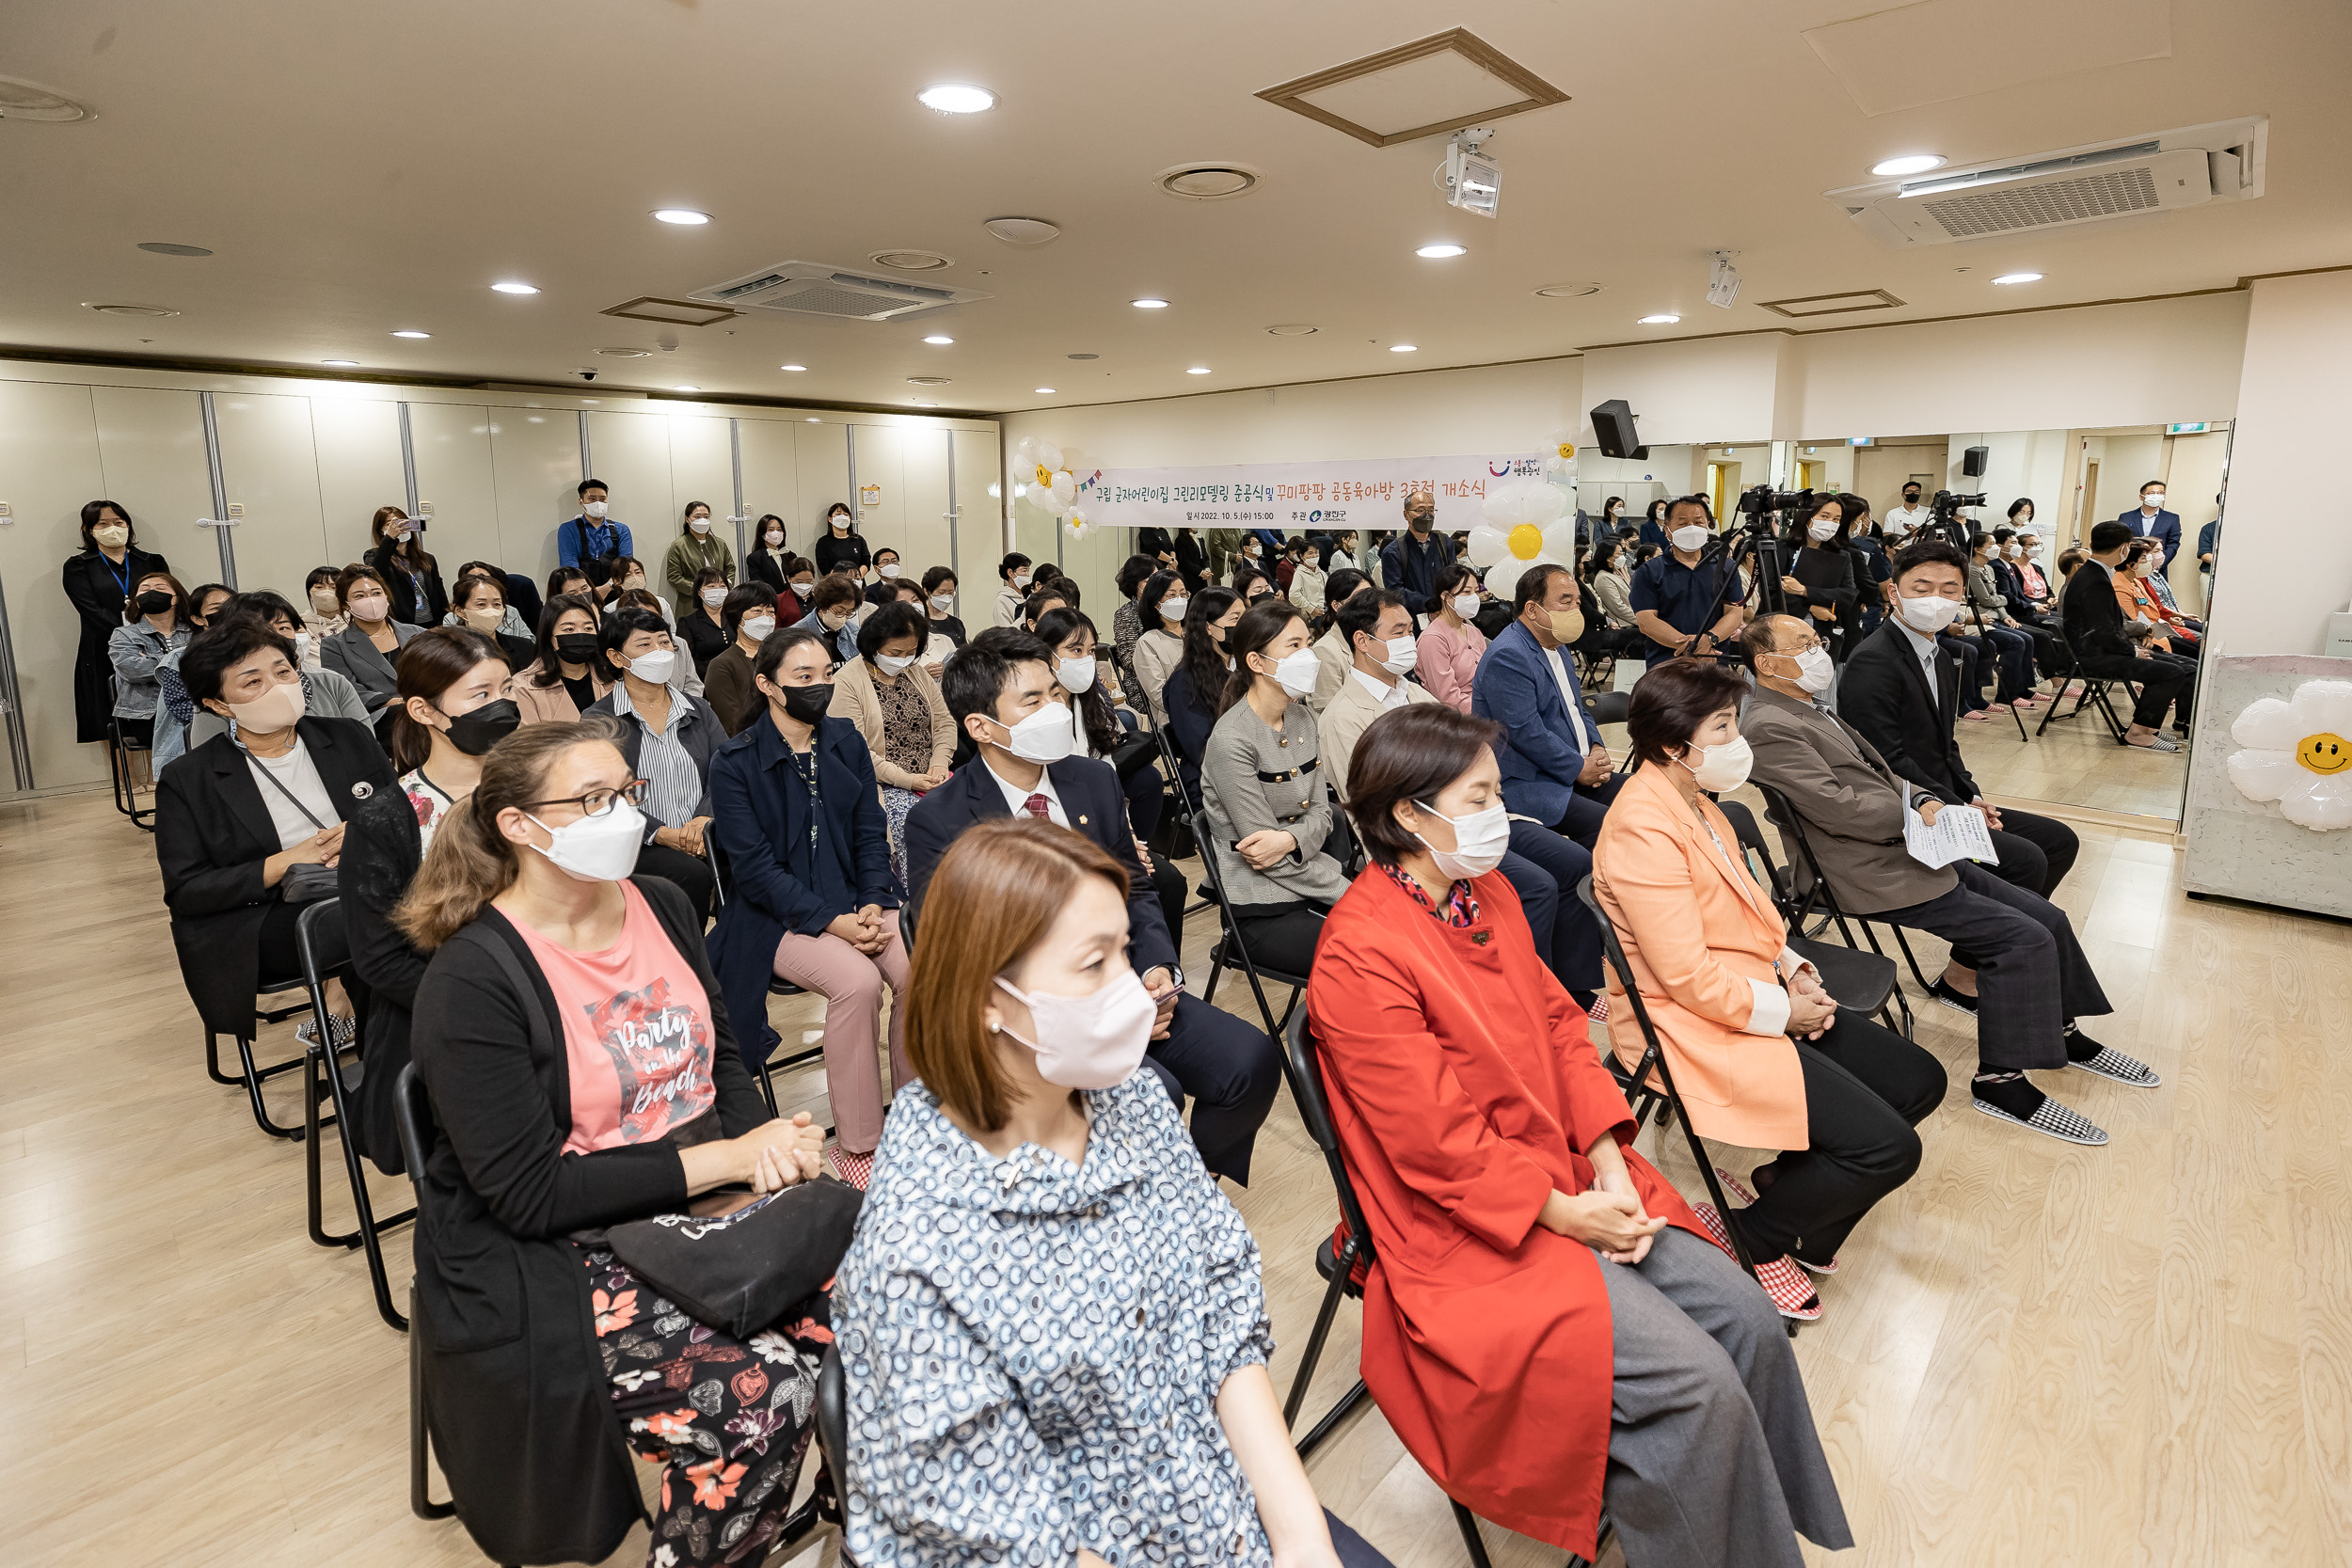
[64,545,170,743]
[339,785,428,1174]
[368,541,449,628]
[407,875,769,1566]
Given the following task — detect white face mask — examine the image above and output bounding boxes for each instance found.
[582,500,608,519]
[996,701,1075,764]
[930,593,956,613]
[1264,647,1321,699]
[789,581,813,599]
[1671,524,1711,553]
[1897,594,1959,634]
[525,800,644,882]
[763,530,784,547]
[1012,572,1032,590]
[1057,655,1097,693]
[1782,644,1835,694]
[92,523,131,548]
[1679,735,1754,793]
[1159,595,1189,625]
[1375,635,1419,676]
[627,649,677,685]
[688,515,710,534]
[699,587,727,607]
[875,652,916,675]
[2143,493,2165,509]
[879,562,900,578]
[1451,593,1482,620]
[741,614,776,641]
[226,677,308,735]
[1414,800,1511,880]
[292,630,312,660]
[829,514,850,530]
[818,610,850,632]
[466,605,505,630]
[1807,518,1839,543]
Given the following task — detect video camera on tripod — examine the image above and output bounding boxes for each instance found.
[1663,483,1827,657]
[1913,489,1988,548]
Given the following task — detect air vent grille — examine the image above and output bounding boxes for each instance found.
[1923,166,2161,238]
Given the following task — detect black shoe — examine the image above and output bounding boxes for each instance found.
[1929,978,1979,1017]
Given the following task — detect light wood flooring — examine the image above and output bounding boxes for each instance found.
[4,784,2347,1568]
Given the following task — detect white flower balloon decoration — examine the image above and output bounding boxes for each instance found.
[2226,678,2352,831]
[1467,479,1577,591]
[1009,434,1085,531]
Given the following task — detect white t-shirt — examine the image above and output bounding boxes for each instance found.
[1886,503,1932,535]
[1539,643,1588,758]
[246,739,337,851]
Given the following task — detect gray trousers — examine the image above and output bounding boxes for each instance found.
[1875,859,2112,1072]
[1597,1227,1852,1568]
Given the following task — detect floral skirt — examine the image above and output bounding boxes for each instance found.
[585,1248,834,1567]
[880,784,919,892]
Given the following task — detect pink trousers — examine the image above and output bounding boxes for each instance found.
[772,910,912,1152]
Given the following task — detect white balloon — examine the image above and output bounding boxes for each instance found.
[2280,774,2352,831]
[1464,525,1513,571]
[1036,439,1064,473]
[1011,436,1040,471]
[2231,696,2299,751]
[2293,678,2352,736]
[2228,749,2297,802]
[1482,479,1566,530]
[1050,469,1077,507]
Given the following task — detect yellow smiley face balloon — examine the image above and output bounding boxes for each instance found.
[2296,731,2351,774]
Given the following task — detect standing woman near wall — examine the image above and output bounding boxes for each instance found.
[367,505,448,629]
[745,513,790,594]
[65,499,171,747]
[813,499,869,579]
[662,499,735,619]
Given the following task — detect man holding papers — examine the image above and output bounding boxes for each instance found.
[1740,615,2153,1147]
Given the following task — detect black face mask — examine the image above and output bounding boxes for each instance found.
[438,698,521,757]
[777,682,834,724]
[555,632,599,663]
[136,590,174,615]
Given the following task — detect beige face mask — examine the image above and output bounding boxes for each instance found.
[93,523,131,548]
[466,605,505,630]
[1549,607,1585,645]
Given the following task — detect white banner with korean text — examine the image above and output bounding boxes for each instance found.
[1064,451,1549,533]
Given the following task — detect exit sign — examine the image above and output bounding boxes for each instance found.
[2166,422,2211,435]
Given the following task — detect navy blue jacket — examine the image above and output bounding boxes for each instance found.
[1379,530,1455,616]
[2116,506,2182,568]
[902,753,1178,977]
[705,715,898,1063]
[1470,620,1604,827]
[1162,664,1217,806]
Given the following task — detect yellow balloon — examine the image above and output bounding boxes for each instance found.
[1556,441,1576,460]
[1509,523,1546,558]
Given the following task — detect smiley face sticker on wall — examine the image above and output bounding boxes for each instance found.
[2227,681,2352,831]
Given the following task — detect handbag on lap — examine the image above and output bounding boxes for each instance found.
[605,1175,864,1338]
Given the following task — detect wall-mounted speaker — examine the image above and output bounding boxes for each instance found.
[1590,399,1647,460]
[1962,444,1989,478]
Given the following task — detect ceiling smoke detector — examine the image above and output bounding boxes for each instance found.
[870,249,954,272]
[83,302,178,318]
[1153,163,1262,200]
[984,216,1061,245]
[1534,282,1603,298]
[0,75,95,121]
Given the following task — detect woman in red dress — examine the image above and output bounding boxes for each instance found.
[1305,704,1850,1568]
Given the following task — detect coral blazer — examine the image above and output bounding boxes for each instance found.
[1307,866,1716,1560]
[1591,762,1809,1149]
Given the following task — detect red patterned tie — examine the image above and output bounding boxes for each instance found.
[1023,794,1051,819]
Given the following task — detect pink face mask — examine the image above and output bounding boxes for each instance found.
[993,970,1155,1089]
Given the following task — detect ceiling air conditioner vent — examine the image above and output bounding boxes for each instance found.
[1824,117,2265,248]
[691,261,991,322]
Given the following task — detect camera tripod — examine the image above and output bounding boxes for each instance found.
[1915,499,2028,743]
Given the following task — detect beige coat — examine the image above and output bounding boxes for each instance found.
[1319,668,1436,802]
[828,656,953,790]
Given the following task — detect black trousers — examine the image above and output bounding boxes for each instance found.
[1874,861,2112,1072]
[637,840,716,924]
[1150,992,1281,1185]
[1983,805,2079,899]
[1501,819,1604,993]
[2082,650,2193,730]
[1231,905,1327,980]
[1147,852,1187,959]
[1730,1011,1947,1264]
[1550,770,1628,850]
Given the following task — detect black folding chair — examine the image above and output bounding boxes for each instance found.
[390,1064,457,1528]
[1573,876,1799,1338]
[1716,797,1913,1040]
[1748,783,1938,1012]
[2035,624,2133,743]
[106,677,157,832]
[1188,804,1310,1042]
[707,835,826,1117]
[192,942,315,1139]
[1285,1006,1613,1567]
[1581,687,1631,729]
[296,898,416,1332]
[815,1346,854,1562]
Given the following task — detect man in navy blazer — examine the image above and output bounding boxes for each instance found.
[2116,479,2182,570]
[1471,562,1624,846]
[907,628,1280,1184]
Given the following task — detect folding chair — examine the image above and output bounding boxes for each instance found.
[1581,687,1631,729]
[707,836,826,1117]
[106,677,157,832]
[1188,804,1309,1043]
[1572,876,1800,1338]
[1285,1006,1614,1568]
[1748,782,1937,1010]
[815,1346,854,1561]
[191,942,315,1139]
[296,898,417,1332]
[2035,625,2132,743]
[1715,797,1913,1040]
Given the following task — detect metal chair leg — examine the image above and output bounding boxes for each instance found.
[1284,1242,1355,1428]
[1450,1501,1495,1568]
[233,1032,306,1140]
[307,1042,362,1250]
[410,1285,454,1521]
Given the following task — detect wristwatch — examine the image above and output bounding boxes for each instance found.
[1159,963,1187,994]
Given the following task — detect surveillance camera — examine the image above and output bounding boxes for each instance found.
[577,369,598,381]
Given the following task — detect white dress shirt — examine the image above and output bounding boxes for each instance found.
[983,753,1067,826]
[1347,666,1414,711]
[1895,618,1941,702]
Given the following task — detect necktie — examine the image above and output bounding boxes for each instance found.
[1023,793,1050,819]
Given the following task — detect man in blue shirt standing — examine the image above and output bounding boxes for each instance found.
[1628,495,1747,665]
[557,478,634,589]
[1379,488,1454,618]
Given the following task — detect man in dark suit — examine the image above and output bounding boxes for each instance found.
[2117,479,2183,573]
[907,628,1280,1185]
[1471,562,1623,846]
[2064,522,2194,748]
[1837,539,2083,899]
[1741,614,2149,1147]
[1378,489,1454,618]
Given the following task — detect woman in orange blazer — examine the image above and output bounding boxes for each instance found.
[1593,659,1944,1316]
[2115,540,2200,652]
[1309,703,1850,1568]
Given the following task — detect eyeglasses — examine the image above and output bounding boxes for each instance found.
[519,779,648,817]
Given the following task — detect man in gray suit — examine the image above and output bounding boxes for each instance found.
[1738,614,2151,1148]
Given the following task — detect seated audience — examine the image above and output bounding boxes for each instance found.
[676,565,733,676]
[1960,532,2043,713]
[448,568,536,672]
[585,607,723,921]
[1310,701,1852,1567]
[322,563,424,714]
[1842,541,2087,891]
[367,504,447,628]
[857,545,902,609]
[780,556,816,626]
[920,564,966,652]
[544,563,592,610]
[2066,522,2196,748]
[1036,605,1160,844]
[705,583,778,736]
[156,617,399,1052]
[340,626,516,1172]
[1128,568,1191,726]
[107,569,191,747]
[994,551,1033,627]
[1306,567,1373,710]
[1594,658,1947,1317]
[1580,537,1647,658]
[829,600,955,886]
[1740,614,2153,1147]
[792,571,864,662]
[1472,562,1624,847]
[1629,496,1746,665]
[1416,561,1490,710]
[2119,540,2203,653]
[301,565,347,654]
[1229,563,1277,610]
[168,592,372,767]
[399,718,833,1568]
[1987,526,2071,680]
[835,817,1388,1568]
[1202,599,1353,975]
[1161,586,1242,806]
[1289,537,1331,613]
[512,593,613,724]
[1108,553,1156,696]
[909,634,1280,1183]
[706,628,907,1189]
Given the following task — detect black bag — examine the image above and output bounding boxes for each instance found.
[606,1175,864,1338]
[1109,734,1160,781]
[247,754,341,904]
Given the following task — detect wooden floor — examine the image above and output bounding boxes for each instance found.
[5,783,2348,1568]
[1952,697,2190,823]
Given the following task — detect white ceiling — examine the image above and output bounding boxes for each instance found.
[3,0,2344,416]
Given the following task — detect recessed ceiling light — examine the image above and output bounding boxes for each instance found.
[597,346,651,357]
[1416,244,1468,259]
[0,76,95,122]
[918,83,994,114]
[1265,324,1319,336]
[1035,388,1057,394]
[1389,343,1418,353]
[1153,163,1262,200]
[1637,313,1680,325]
[984,216,1061,245]
[1186,366,1211,374]
[872,249,955,271]
[652,209,710,225]
[1992,271,2044,285]
[1067,352,1100,359]
[675,385,700,392]
[780,363,806,372]
[84,302,179,317]
[322,359,359,367]
[491,281,539,294]
[390,329,431,339]
[1871,153,1947,177]
[912,400,939,407]
[907,376,951,386]
[1534,282,1604,298]
[923,334,954,345]
[1132,298,1169,309]
[137,242,212,257]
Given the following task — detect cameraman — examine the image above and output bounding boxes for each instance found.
[1629,496,1747,666]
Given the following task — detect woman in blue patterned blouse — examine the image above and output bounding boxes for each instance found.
[833,816,1391,1568]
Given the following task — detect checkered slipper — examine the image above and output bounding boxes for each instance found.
[1692,1203,1821,1321]
[1972,1093,2108,1147]
[1586,995,1610,1024]
[2069,1045,2160,1087]
[294,1013,356,1049]
[826,1147,876,1191]
[1712,1167,1837,1274]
